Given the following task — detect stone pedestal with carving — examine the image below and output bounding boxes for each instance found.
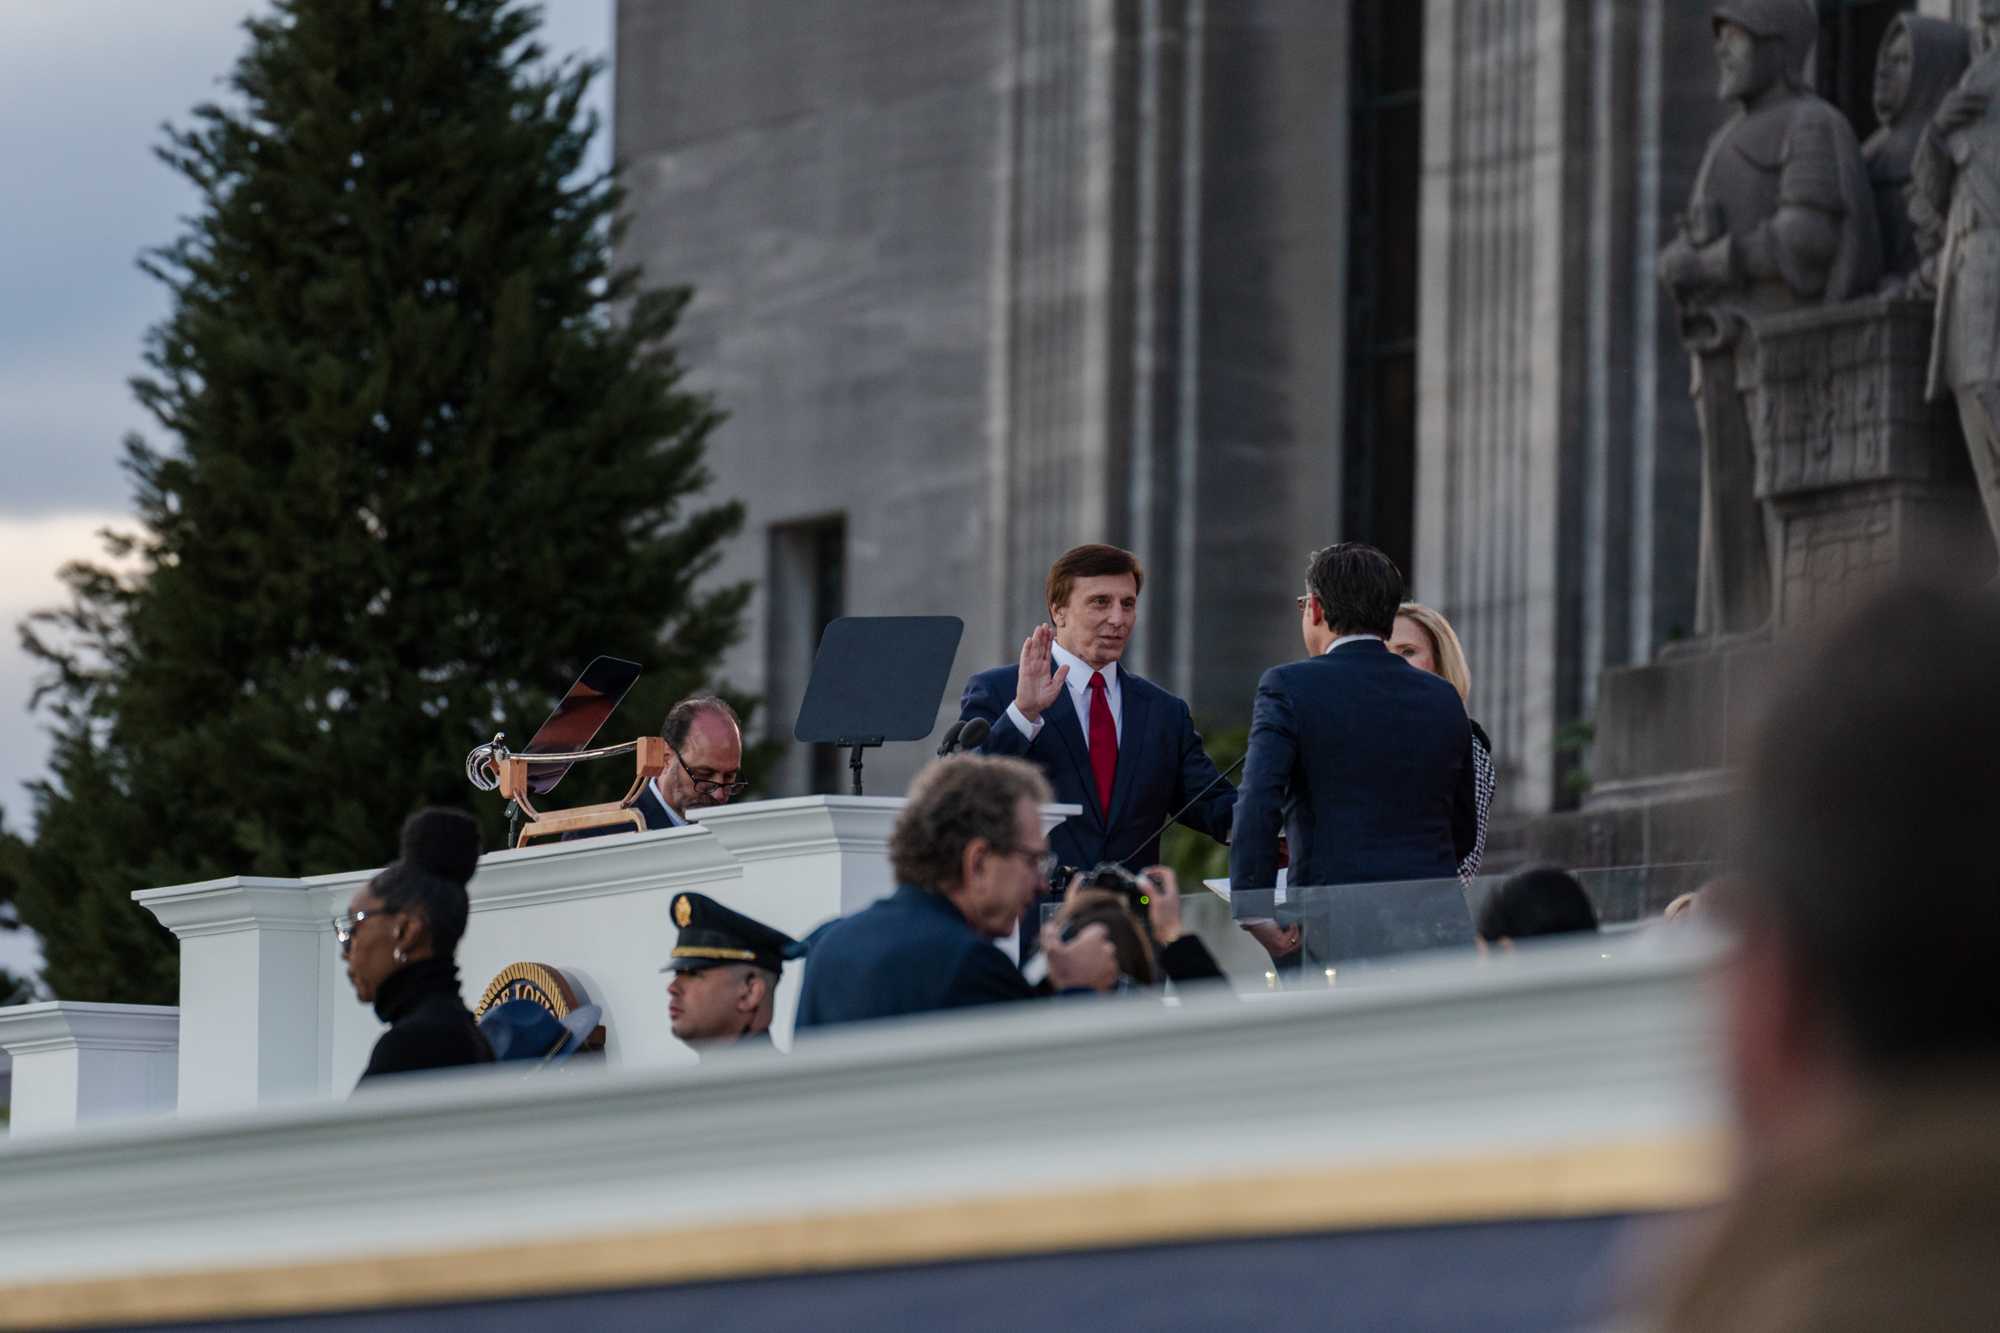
[1528,296,1992,886]
[1743,295,1992,627]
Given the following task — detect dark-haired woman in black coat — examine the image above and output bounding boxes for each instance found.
[335,808,494,1087]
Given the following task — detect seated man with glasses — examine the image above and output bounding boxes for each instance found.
[794,756,1119,1030]
[567,694,749,839]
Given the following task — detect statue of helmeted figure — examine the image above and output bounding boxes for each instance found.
[1660,0,1882,637]
[1863,15,1971,289]
[1912,0,2000,552]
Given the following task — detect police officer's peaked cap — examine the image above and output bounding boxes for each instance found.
[662,893,804,975]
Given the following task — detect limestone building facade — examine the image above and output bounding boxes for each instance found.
[616,0,1972,819]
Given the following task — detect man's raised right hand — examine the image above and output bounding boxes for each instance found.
[1014,622,1069,723]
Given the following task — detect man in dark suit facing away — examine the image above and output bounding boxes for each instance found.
[795,756,1117,1030]
[957,544,1235,945]
[1229,543,1477,961]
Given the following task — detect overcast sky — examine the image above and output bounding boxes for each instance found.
[0,1,612,978]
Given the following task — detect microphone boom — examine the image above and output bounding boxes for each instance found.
[1115,753,1247,868]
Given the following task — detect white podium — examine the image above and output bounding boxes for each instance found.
[94,795,1080,1114]
[0,1003,177,1136]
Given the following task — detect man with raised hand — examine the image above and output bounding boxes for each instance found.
[956,544,1235,951]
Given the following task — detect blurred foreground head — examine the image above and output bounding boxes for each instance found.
[1725,580,2000,1148]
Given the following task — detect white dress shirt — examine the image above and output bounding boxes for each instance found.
[1006,641,1123,745]
[1326,633,1384,654]
[649,775,689,826]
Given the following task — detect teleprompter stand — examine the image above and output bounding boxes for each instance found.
[793,616,964,795]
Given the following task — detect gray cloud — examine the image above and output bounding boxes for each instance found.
[0,1,612,521]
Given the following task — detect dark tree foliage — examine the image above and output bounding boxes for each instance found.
[1,0,746,1003]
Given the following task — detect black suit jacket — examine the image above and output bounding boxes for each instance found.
[1229,639,1476,901]
[957,663,1234,873]
[795,884,1035,1030]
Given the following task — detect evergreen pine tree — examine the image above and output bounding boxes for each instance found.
[1,0,746,1003]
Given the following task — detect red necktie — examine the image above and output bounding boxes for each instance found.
[1086,671,1118,818]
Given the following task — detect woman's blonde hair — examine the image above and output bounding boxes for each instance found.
[1396,602,1473,704]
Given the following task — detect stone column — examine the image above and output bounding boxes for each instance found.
[1418,0,1588,819]
[0,1002,178,1136]
[133,878,327,1113]
[1417,0,1712,819]
[1172,0,1347,716]
[991,0,1130,644]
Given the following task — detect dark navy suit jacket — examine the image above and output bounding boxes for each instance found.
[794,884,1035,1030]
[1229,639,1477,900]
[957,663,1234,875]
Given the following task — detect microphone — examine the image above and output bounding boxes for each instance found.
[1115,752,1248,869]
[936,718,991,758]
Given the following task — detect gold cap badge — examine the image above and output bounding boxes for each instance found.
[674,895,692,928]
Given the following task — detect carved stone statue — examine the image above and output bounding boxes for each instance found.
[1912,0,2000,551]
[1660,0,1882,637]
[1863,15,1971,290]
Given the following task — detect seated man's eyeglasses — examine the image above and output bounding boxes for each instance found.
[666,736,750,798]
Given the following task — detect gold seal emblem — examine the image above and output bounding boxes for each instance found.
[674,894,692,928]
[476,962,576,1019]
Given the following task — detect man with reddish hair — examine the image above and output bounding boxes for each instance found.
[956,544,1235,947]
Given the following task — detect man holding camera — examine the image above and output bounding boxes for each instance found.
[794,756,1119,1030]
[1051,862,1225,990]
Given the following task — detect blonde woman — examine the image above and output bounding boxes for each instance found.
[1387,603,1496,884]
